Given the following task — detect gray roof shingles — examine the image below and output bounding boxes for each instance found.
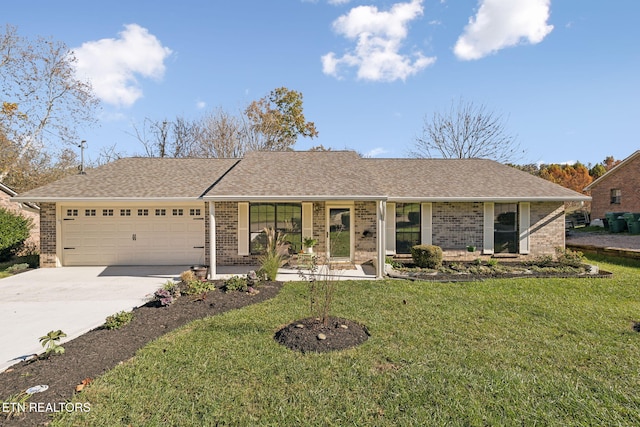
[14,158,239,200]
[14,152,589,202]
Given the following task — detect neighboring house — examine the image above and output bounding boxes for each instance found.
[13,151,589,278]
[0,182,40,250]
[585,150,640,220]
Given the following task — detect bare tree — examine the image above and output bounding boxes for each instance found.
[132,87,318,159]
[411,98,522,163]
[0,25,99,181]
[132,116,199,158]
[194,108,245,158]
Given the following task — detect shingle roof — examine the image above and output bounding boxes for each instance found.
[13,158,239,201]
[362,158,589,201]
[202,150,381,199]
[13,151,590,202]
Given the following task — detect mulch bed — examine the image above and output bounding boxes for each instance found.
[0,281,283,426]
[274,317,370,354]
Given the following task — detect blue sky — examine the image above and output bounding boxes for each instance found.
[5,0,639,166]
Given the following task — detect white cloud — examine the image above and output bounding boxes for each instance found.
[196,100,207,109]
[73,24,173,107]
[365,147,389,157]
[454,0,553,61]
[328,0,350,5]
[322,0,435,82]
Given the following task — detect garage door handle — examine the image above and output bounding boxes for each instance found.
[193,246,204,249]
[63,247,76,250]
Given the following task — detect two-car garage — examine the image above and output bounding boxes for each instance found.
[60,204,206,266]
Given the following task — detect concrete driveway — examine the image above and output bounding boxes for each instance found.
[0,266,186,372]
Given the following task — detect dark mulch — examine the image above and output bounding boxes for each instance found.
[0,281,283,427]
[274,317,370,354]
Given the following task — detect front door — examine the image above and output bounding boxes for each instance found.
[327,206,352,260]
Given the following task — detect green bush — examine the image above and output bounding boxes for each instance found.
[411,244,443,269]
[6,263,29,273]
[555,247,585,268]
[0,208,32,262]
[183,279,216,295]
[104,311,134,330]
[223,275,248,293]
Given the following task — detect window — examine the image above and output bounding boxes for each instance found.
[120,209,131,216]
[137,209,149,216]
[172,208,184,216]
[102,209,114,216]
[155,209,166,216]
[396,203,420,254]
[66,209,78,217]
[611,189,621,204]
[494,203,518,253]
[249,203,302,254]
[190,208,201,216]
[84,209,96,217]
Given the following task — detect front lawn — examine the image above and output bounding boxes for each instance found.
[56,254,640,426]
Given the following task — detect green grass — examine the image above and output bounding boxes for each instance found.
[55,254,640,426]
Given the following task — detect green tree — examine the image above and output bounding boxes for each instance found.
[0,207,32,261]
[243,87,318,152]
[589,163,607,179]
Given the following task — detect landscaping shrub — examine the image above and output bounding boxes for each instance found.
[555,247,585,268]
[104,311,134,330]
[6,263,29,273]
[411,244,443,269]
[0,208,32,262]
[222,275,248,293]
[182,279,216,295]
[258,227,288,281]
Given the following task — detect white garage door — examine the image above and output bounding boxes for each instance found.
[61,205,205,266]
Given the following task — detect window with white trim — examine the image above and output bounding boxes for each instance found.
[395,203,420,254]
[249,203,302,254]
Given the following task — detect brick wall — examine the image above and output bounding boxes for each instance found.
[590,155,640,219]
[432,202,484,250]
[214,201,260,266]
[39,203,57,267]
[428,201,563,260]
[354,201,377,263]
[529,202,565,257]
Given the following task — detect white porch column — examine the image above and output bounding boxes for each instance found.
[208,201,216,279]
[376,200,386,279]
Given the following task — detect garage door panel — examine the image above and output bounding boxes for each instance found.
[61,205,205,266]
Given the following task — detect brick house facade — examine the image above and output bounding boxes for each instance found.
[586,151,640,220]
[14,152,588,277]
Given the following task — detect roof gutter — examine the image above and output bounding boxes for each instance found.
[10,196,205,203]
[388,196,591,202]
[202,195,387,202]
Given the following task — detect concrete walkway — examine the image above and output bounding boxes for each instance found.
[0,266,185,372]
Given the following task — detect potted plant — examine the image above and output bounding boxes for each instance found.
[466,245,476,252]
[303,236,318,254]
